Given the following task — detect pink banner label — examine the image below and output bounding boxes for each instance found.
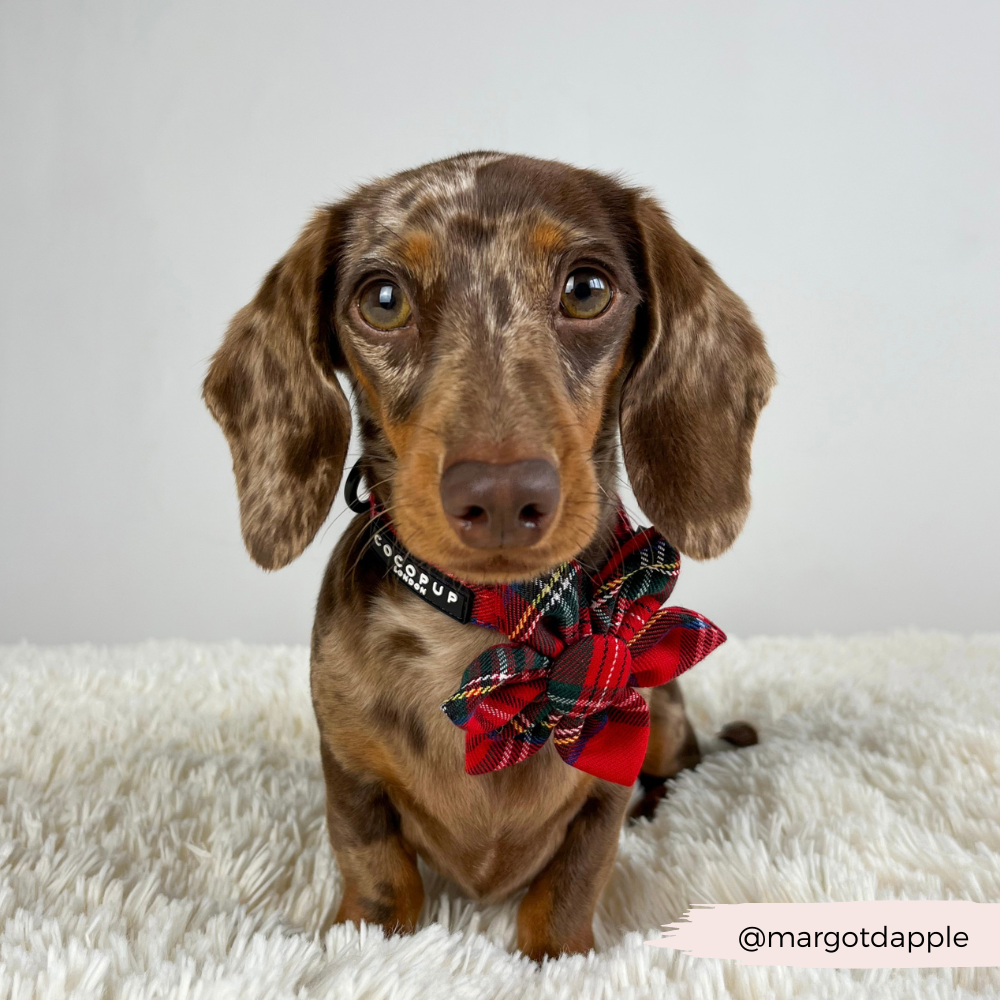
[647,902,1000,967]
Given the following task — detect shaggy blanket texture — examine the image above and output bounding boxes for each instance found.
[0,635,997,999]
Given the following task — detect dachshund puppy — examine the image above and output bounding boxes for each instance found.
[204,152,775,959]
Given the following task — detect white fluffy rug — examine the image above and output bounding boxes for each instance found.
[1,634,998,999]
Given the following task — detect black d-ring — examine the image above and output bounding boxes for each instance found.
[344,459,371,514]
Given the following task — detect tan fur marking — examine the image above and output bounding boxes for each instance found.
[399,230,439,282]
[528,219,570,255]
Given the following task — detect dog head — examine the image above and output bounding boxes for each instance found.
[204,153,775,582]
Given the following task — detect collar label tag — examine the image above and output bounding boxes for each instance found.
[368,524,473,624]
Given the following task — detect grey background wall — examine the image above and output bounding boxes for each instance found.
[1,0,997,643]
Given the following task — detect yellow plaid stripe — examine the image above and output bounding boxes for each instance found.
[508,714,554,736]
[629,609,667,645]
[510,563,570,639]
[593,560,678,598]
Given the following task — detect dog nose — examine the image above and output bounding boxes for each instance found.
[439,459,560,549]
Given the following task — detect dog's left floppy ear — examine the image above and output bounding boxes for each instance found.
[620,195,776,560]
[203,206,353,570]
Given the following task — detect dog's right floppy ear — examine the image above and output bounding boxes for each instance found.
[620,195,776,560]
[203,206,352,570]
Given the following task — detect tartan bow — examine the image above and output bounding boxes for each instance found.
[440,515,726,786]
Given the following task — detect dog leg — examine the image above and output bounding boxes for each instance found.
[630,682,759,821]
[516,782,630,960]
[319,739,424,936]
[630,680,702,821]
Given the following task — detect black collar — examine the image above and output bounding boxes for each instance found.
[345,461,474,623]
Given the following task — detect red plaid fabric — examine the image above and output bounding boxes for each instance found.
[437,512,726,786]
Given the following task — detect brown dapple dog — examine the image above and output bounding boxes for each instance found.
[203,152,775,960]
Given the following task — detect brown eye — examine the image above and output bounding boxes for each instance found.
[560,268,612,319]
[358,280,412,330]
